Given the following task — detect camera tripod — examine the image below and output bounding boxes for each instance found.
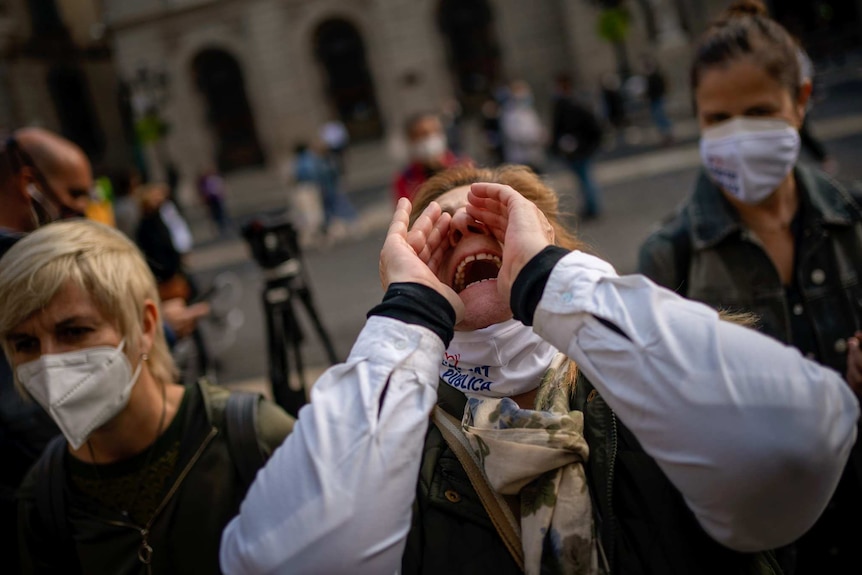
[243,215,339,417]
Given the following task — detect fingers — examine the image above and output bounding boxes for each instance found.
[387,197,412,239]
[469,182,520,205]
[407,202,442,258]
[422,212,451,269]
[425,213,452,275]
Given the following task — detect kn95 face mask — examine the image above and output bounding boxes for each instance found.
[16,340,143,449]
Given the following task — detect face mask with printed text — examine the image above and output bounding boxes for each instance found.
[699,117,800,204]
[440,319,558,398]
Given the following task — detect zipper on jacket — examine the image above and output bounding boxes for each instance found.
[97,427,219,573]
[605,410,619,573]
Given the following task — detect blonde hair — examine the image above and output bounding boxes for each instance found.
[0,220,176,387]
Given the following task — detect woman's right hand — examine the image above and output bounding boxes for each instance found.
[379,198,464,322]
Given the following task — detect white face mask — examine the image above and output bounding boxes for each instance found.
[16,340,144,450]
[410,133,448,164]
[699,117,801,204]
[440,319,558,398]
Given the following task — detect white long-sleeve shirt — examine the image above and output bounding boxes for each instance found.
[221,251,859,573]
[220,316,444,575]
[534,250,859,551]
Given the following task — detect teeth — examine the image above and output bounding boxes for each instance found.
[453,253,502,292]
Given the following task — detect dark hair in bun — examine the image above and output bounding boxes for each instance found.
[691,0,800,105]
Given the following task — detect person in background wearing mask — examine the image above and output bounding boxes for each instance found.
[499,79,547,174]
[638,2,862,573]
[294,139,359,241]
[393,111,464,203]
[1,220,294,574]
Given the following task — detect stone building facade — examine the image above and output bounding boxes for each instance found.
[0,0,131,173]
[3,0,859,206]
[103,0,713,198]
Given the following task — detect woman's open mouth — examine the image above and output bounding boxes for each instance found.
[452,253,502,293]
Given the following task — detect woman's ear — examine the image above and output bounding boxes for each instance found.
[140,299,159,355]
[795,80,813,127]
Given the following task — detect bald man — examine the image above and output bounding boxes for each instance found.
[0,128,94,570]
[0,128,93,253]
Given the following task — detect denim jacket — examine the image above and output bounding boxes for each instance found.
[638,165,862,374]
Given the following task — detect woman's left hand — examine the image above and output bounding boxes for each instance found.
[466,182,555,302]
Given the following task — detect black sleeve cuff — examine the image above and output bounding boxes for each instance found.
[511,246,570,326]
[368,282,456,347]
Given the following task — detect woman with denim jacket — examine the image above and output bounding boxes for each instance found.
[638,2,862,573]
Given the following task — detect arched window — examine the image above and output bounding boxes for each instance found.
[314,18,383,141]
[47,64,104,161]
[192,48,264,172]
[438,0,501,111]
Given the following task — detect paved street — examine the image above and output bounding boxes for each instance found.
[184,78,862,397]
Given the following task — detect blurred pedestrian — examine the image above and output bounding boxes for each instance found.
[601,71,628,145]
[480,98,505,165]
[499,79,547,173]
[85,175,115,227]
[196,167,230,237]
[320,119,350,176]
[2,220,293,574]
[112,167,143,239]
[295,139,358,241]
[440,98,465,156]
[136,183,192,302]
[550,73,605,219]
[638,2,862,572]
[643,56,674,145]
[393,111,464,202]
[136,182,211,375]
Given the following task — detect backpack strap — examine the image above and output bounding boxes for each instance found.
[34,435,71,549]
[432,406,525,572]
[224,392,265,489]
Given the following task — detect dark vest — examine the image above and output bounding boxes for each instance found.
[402,380,780,575]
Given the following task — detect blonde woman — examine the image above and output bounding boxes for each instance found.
[0,220,293,574]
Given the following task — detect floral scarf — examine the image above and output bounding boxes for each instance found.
[460,353,599,575]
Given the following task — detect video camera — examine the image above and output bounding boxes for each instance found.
[241,213,302,280]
